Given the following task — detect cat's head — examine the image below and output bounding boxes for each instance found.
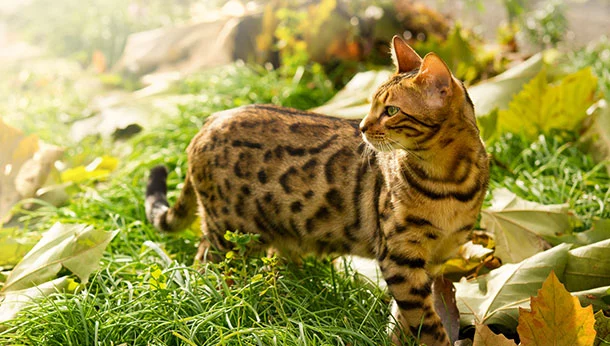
[360,35,475,152]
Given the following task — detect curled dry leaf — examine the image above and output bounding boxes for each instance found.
[0,118,64,225]
[433,277,460,344]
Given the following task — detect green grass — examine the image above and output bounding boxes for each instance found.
[1,62,609,345]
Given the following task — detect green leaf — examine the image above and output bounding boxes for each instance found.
[594,310,610,346]
[565,238,610,292]
[481,188,579,263]
[0,276,69,323]
[60,155,118,184]
[555,219,610,246]
[311,70,392,119]
[580,100,610,175]
[477,108,499,143]
[1,222,117,292]
[0,223,117,322]
[456,243,571,330]
[497,67,598,139]
[0,227,39,267]
[469,53,545,117]
[573,285,610,313]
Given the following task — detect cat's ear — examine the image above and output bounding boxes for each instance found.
[415,53,454,108]
[391,35,422,74]
[416,53,453,97]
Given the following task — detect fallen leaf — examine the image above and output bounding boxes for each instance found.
[0,223,117,322]
[442,241,494,276]
[433,277,460,344]
[456,243,571,330]
[0,227,39,267]
[573,285,610,312]
[517,271,596,346]
[555,219,610,246]
[565,238,610,292]
[580,99,610,175]
[469,52,545,117]
[0,118,64,225]
[594,310,610,346]
[497,68,598,140]
[311,70,392,119]
[60,155,119,183]
[481,188,579,263]
[0,276,69,323]
[473,323,518,346]
[1,223,118,292]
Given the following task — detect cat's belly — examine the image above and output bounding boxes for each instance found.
[188,105,381,258]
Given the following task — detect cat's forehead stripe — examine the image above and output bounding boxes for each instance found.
[374,70,419,100]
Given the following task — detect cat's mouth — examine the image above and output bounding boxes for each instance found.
[362,133,393,152]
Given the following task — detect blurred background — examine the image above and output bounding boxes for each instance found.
[1,0,608,90]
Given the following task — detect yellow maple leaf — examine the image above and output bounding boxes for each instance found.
[517,271,597,346]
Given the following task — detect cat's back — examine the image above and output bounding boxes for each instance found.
[192,104,361,148]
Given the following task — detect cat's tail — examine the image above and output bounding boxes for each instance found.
[145,165,197,232]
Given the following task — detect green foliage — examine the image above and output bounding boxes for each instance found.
[487,131,610,227]
[413,25,492,84]
[522,0,568,49]
[179,62,336,111]
[1,237,393,345]
[566,36,610,100]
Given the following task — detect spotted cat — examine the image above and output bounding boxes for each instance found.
[145,36,489,345]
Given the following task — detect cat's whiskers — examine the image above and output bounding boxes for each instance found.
[386,137,424,161]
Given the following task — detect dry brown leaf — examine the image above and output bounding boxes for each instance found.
[0,118,63,225]
[433,277,460,344]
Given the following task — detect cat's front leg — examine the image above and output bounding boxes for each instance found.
[377,231,450,345]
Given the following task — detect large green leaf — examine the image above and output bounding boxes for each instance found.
[469,53,545,117]
[0,276,69,324]
[455,243,571,330]
[496,68,598,139]
[311,70,392,119]
[565,238,610,292]
[1,223,118,292]
[594,310,610,346]
[580,100,610,175]
[573,285,610,313]
[481,188,579,263]
[0,222,117,322]
[0,227,39,267]
[555,219,610,246]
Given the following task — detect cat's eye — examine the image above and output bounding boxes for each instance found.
[386,106,400,116]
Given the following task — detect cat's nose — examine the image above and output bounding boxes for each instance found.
[359,123,369,133]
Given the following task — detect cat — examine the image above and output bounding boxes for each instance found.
[145,35,489,346]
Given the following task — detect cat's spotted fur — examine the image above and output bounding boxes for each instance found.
[145,36,489,345]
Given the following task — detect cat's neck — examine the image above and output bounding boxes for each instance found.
[384,128,483,184]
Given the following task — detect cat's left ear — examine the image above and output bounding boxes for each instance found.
[391,35,422,73]
[416,53,453,106]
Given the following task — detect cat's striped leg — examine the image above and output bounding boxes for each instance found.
[378,240,450,346]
